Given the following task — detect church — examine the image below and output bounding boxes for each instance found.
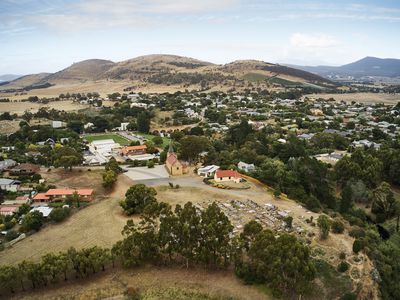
[165,143,189,176]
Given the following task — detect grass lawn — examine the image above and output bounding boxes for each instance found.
[136,133,170,148]
[84,134,130,145]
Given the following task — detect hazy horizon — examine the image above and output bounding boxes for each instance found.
[1,0,400,74]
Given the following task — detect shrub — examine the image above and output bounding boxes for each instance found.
[147,161,155,168]
[353,239,364,254]
[349,226,365,238]
[49,207,71,223]
[341,292,357,300]
[337,261,349,273]
[331,220,345,234]
[5,230,19,241]
[339,252,346,260]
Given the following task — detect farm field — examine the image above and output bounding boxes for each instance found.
[84,133,130,145]
[305,92,400,104]
[0,100,89,114]
[10,266,270,300]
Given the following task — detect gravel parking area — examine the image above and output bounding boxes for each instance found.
[124,165,170,181]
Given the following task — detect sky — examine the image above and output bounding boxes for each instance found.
[1,0,400,74]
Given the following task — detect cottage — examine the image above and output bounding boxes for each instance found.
[121,145,147,156]
[214,170,241,184]
[238,161,255,173]
[197,165,220,177]
[0,178,21,192]
[10,163,40,175]
[165,144,188,176]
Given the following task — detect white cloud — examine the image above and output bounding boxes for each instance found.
[290,33,338,48]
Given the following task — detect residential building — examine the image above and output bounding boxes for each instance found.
[238,161,255,173]
[197,165,220,177]
[0,159,17,171]
[0,178,21,192]
[33,189,94,202]
[10,163,40,175]
[214,170,241,184]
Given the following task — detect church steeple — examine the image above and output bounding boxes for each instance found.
[168,141,174,153]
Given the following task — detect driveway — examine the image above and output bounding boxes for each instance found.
[124,165,170,181]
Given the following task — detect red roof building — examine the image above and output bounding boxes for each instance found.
[214,169,241,183]
[121,145,147,156]
[33,189,94,202]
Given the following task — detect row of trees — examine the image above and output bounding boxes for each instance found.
[0,246,111,293]
[0,195,316,297]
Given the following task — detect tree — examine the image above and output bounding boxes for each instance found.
[22,211,44,231]
[49,207,71,223]
[105,157,122,174]
[137,112,151,133]
[102,170,118,189]
[120,184,157,215]
[179,135,209,163]
[331,220,345,234]
[152,136,163,146]
[54,146,82,171]
[371,182,397,222]
[198,202,233,267]
[67,120,84,134]
[0,265,19,293]
[236,230,316,297]
[284,216,293,229]
[317,215,331,239]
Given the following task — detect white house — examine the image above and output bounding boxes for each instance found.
[197,165,220,177]
[52,121,66,128]
[0,178,21,192]
[238,161,255,173]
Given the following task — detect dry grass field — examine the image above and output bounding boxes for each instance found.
[9,266,270,300]
[305,92,400,104]
[0,169,132,265]
[0,100,90,114]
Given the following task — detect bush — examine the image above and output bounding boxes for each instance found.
[147,161,155,168]
[5,230,19,241]
[337,261,349,273]
[353,239,364,254]
[349,226,365,238]
[339,252,346,260]
[341,292,357,300]
[49,207,71,223]
[331,220,345,234]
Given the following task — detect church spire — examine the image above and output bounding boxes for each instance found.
[168,141,174,153]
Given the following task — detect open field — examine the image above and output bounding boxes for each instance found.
[0,169,131,265]
[10,266,270,300]
[305,92,400,104]
[0,100,90,114]
[84,133,130,145]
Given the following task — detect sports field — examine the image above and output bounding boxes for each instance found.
[84,133,130,145]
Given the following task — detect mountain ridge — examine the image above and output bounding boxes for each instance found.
[0,54,334,92]
[288,56,400,79]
